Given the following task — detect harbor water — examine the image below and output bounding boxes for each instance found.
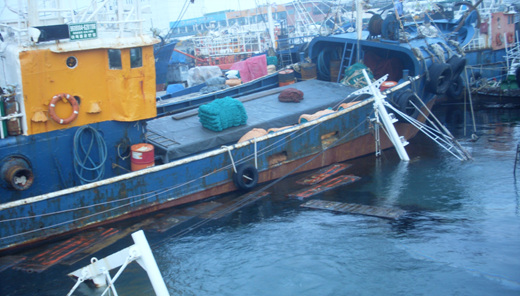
[1,107,520,295]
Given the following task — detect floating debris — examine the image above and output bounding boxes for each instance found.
[296,163,352,185]
[301,199,406,219]
[288,175,361,200]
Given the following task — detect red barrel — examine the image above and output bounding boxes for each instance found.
[380,81,397,91]
[131,143,155,171]
[278,69,295,86]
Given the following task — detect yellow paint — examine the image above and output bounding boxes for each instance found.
[20,46,157,135]
[31,111,48,122]
[87,102,101,114]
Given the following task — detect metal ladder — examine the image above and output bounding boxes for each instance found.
[279,49,293,67]
[385,95,472,161]
[336,42,356,82]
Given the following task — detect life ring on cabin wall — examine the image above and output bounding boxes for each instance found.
[48,93,79,125]
[233,164,258,191]
[507,32,514,44]
[495,33,503,46]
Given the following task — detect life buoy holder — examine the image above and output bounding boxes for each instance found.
[49,93,79,125]
[233,164,258,191]
[495,33,503,46]
[507,32,514,44]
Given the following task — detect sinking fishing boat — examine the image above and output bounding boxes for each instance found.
[0,0,469,253]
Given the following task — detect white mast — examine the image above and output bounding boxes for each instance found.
[267,0,276,49]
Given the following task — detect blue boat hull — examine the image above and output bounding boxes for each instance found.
[0,98,430,251]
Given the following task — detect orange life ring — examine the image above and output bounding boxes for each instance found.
[507,32,514,44]
[496,33,503,46]
[49,93,79,125]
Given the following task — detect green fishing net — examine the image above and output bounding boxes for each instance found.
[198,96,248,131]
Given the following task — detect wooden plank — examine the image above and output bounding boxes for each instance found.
[199,192,271,219]
[296,163,352,185]
[288,175,361,200]
[301,200,406,219]
[13,227,119,273]
[0,256,26,273]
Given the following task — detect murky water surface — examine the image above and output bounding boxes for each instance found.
[1,108,520,295]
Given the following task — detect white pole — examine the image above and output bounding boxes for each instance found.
[356,0,363,40]
[267,1,276,49]
[364,71,410,161]
[132,230,170,296]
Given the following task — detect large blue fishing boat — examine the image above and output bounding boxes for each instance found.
[0,0,470,253]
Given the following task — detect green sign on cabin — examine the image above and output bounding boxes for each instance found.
[68,22,97,40]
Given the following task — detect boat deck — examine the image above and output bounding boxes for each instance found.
[146,79,360,163]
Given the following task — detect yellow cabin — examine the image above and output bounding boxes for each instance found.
[19,41,157,135]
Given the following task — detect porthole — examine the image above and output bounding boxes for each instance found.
[66,56,78,69]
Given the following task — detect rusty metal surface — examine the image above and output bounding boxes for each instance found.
[0,255,26,272]
[147,201,224,233]
[199,191,271,220]
[12,227,119,273]
[301,199,406,219]
[296,163,352,185]
[288,175,361,200]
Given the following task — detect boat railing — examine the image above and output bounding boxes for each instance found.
[0,0,152,44]
[278,34,317,49]
[192,31,268,57]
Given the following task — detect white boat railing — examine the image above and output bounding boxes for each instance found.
[0,0,152,44]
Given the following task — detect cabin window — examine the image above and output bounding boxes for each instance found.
[108,49,122,69]
[130,48,143,68]
[66,56,78,69]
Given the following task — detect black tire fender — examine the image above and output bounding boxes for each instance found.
[447,56,466,77]
[427,63,453,95]
[447,75,464,99]
[233,164,258,191]
[396,89,419,117]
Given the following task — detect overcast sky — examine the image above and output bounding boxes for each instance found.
[187,0,293,17]
[0,0,294,21]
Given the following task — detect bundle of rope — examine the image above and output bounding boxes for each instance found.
[73,125,107,184]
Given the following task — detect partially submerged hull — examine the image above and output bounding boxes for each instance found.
[1,0,466,254]
[0,80,430,252]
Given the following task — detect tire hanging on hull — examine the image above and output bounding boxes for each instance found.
[426,63,453,95]
[233,164,258,191]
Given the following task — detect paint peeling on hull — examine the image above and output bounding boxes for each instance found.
[0,98,434,253]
